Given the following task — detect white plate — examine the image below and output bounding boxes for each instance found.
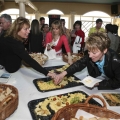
[80,76,102,88]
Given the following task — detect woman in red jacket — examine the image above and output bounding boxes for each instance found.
[45,20,72,64]
[71,20,85,51]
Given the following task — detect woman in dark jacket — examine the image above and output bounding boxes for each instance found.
[0,17,54,77]
[53,33,120,90]
[105,24,120,51]
[28,19,44,53]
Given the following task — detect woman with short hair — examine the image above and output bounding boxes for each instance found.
[53,33,120,90]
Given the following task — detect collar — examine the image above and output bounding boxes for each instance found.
[95,55,105,66]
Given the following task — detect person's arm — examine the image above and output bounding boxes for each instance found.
[54,55,88,85]
[67,52,73,65]
[45,32,52,46]
[54,71,67,85]
[12,40,49,76]
[62,36,72,64]
[98,77,120,90]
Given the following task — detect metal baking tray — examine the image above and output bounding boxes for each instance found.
[33,75,83,92]
[28,90,101,120]
[33,65,83,92]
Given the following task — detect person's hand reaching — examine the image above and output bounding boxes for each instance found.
[53,71,67,85]
[47,72,56,79]
[68,56,73,65]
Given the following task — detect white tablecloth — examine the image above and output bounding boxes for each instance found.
[0,59,120,120]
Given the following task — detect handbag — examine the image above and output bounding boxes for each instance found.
[44,46,56,59]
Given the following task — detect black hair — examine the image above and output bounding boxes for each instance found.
[105,24,118,34]
[39,17,45,22]
[31,19,40,35]
[73,20,82,29]
[105,24,112,33]
[60,19,65,22]
[96,19,103,23]
[112,24,118,34]
[41,24,49,31]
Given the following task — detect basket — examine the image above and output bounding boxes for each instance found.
[62,52,84,63]
[22,53,48,67]
[51,95,120,120]
[0,84,19,120]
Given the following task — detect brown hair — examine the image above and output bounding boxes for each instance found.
[86,32,110,52]
[5,17,30,42]
[50,20,64,37]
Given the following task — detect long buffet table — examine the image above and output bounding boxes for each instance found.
[0,58,119,120]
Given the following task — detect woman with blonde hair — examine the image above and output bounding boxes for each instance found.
[45,20,72,64]
[53,32,120,90]
[0,17,54,77]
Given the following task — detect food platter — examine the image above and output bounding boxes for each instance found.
[62,52,84,63]
[33,65,83,92]
[33,75,83,92]
[102,93,120,106]
[22,53,48,67]
[28,91,101,120]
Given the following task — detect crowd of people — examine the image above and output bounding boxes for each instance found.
[0,14,120,90]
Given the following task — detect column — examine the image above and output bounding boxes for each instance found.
[35,11,40,20]
[113,18,120,36]
[15,0,26,17]
[19,2,25,17]
[70,12,76,29]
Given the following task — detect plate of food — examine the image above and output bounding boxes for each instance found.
[34,64,83,92]
[23,53,48,67]
[33,75,83,92]
[62,52,84,63]
[44,64,69,73]
[28,91,101,120]
[102,93,120,106]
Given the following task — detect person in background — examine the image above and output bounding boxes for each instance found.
[53,33,120,90]
[0,17,54,78]
[71,20,85,51]
[60,19,71,53]
[105,24,120,52]
[39,17,45,31]
[28,19,44,53]
[88,18,105,36]
[0,14,12,38]
[45,20,72,64]
[41,24,50,48]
